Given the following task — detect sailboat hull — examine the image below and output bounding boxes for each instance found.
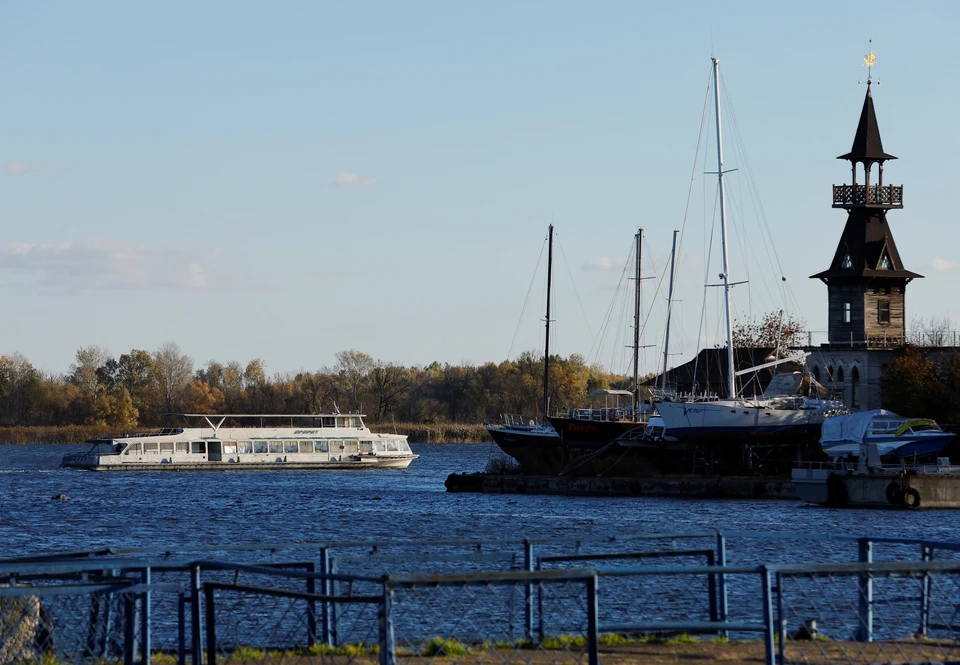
[654,400,831,443]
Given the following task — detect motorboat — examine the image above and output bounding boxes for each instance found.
[61,413,418,471]
[820,409,955,460]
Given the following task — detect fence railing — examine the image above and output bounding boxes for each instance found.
[5,531,960,665]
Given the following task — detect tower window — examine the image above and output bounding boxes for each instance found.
[878,299,890,324]
[843,302,852,324]
[879,252,891,269]
[842,254,853,269]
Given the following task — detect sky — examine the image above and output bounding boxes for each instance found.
[2,1,960,379]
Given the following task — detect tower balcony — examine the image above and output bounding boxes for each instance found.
[832,184,903,209]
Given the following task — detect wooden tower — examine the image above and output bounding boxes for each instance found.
[811,80,922,346]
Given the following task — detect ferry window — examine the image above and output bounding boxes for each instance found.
[284,441,299,453]
[128,443,141,453]
[341,439,358,453]
[160,442,174,453]
[359,441,373,453]
[191,442,205,454]
[176,442,189,453]
[385,441,398,451]
[337,417,349,428]
[269,442,283,453]
[843,302,851,324]
[145,442,159,453]
[299,441,313,453]
[878,300,890,324]
[223,442,237,454]
[239,441,253,454]
[321,417,336,427]
[314,441,329,453]
[350,417,362,428]
[374,441,385,452]
[254,441,268,453]
[399,441,411,452]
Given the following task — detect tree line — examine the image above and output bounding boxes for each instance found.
[0,344,632,429]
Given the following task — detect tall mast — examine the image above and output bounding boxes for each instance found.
[632,228,642,419]
[712,57,736,400]
[542,224,554,422]
[660,229,678,392]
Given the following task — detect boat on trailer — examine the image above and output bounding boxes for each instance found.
[61,413,418,471]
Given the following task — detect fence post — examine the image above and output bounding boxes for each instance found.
[177,593,187,665]
[330,559,340,646]
[204,584,217,665]
[716,532,728,625]
[536,558,545,642]
[856,538,873,642]
[524,540,534,641]
[306,561,317,647]
[190,565,203,665]
[920,545,932,637]
[776,572,785,665]
[140,566,152,665]
[379,579,396,665]
[586,575,599,665]
[124,593,136,665]
[320,547,332,646]
[761,567,775,665]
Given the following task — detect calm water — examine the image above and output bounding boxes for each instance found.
[0,443,957,558]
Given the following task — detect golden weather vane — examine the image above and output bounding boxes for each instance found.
[862,39,877,83]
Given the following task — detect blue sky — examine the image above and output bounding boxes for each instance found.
[2,1,959,378]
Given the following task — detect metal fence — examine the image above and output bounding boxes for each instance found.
[4,531,960,665]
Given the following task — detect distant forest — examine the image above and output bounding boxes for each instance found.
[0,344,633,430]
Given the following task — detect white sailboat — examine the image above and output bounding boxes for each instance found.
[654,58,846,443]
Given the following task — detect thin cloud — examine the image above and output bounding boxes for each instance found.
[4,162,66,175]
[333,172,376,187]
[584,257,627,271]
[932,258,960,271]
[0,240,243,293]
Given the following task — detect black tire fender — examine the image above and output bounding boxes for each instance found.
[903,487,921,509]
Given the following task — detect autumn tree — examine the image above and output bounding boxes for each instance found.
[0,353,41,425]
[152,342,194,413]
[334,350,374,410]
[880,347,943,420]
[731,312,807,349]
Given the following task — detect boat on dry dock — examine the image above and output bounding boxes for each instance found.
[61,413,418,471]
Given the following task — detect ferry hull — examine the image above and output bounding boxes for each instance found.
[64,456,417,471]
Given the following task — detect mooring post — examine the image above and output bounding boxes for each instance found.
[920,545,932,637]
[761,567,775,665]
[524,540,534,641]
[140,567,152,665]
[306,561,317,647]
[190,565,203,665]
[319,547,332,646]
[856,538,873,642]
[586,575,599,665]
[204,584,217,665]
[379,579,396,665]
[776,572,786,665]
[536,558,545,642]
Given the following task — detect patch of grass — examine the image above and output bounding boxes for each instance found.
[663,633,699,645]
[598,633,635,645]
[541,635,588,649]
[227,646,266,661]
[151,653,178,665]
[421,637,470,657]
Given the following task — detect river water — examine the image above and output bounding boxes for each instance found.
[0,443,955,558]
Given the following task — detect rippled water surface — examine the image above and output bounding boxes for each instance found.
[1,443,957,558]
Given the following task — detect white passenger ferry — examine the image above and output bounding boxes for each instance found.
[61,413,418,471]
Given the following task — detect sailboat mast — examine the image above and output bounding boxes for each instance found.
[633,228,642,419]
[660,229,678,392]
[542,224,554,422]
[712,57,736,400]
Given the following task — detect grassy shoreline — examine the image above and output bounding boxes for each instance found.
[0,423,493,445]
